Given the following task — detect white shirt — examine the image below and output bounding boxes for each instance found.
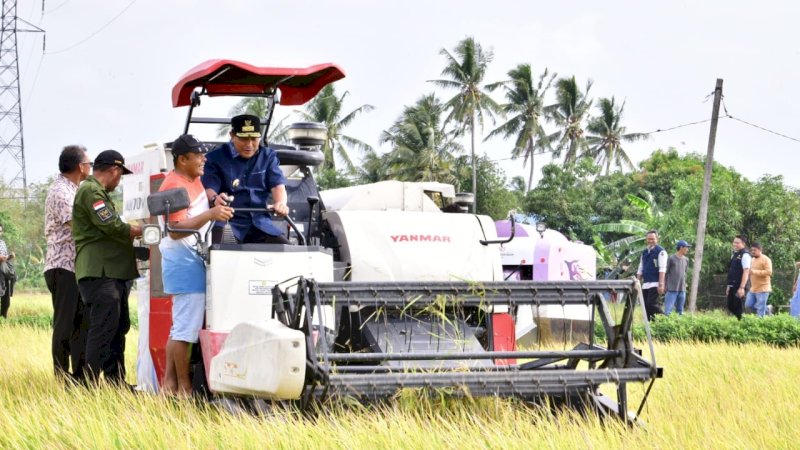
[741,253,752,269]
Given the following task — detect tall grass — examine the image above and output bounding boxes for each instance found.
[1,296,798,448]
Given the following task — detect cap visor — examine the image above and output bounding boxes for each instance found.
[235,132,262,138]
[121,165,134,175]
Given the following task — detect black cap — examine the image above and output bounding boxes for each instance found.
[172,134,208,156]
[231,114,262,138]
[94,149,133,175]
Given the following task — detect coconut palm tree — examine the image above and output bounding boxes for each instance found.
[380,94,463,184]
[429,37,501,211]
[355,148,391,184]
[300,84,374,172]
[546,76,593,166]
[585,97,649,174]
[216,97,292,144]
[486,64,557,191]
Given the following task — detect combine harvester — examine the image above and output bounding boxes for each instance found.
[132,59,662,423]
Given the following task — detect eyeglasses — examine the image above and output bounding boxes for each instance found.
[81,162,93,167]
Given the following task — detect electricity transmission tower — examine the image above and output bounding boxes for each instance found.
[0,0,43,192]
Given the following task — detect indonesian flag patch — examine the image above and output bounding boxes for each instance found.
[93,200,113,222]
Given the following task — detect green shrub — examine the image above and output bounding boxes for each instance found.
[595,311,800,347]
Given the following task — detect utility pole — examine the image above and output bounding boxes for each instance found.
[688,78,723,312]
[0,0,44,194]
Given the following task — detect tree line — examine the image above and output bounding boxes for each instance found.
[2,37,799,308]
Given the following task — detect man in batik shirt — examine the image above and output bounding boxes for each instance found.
[44,145,92,382]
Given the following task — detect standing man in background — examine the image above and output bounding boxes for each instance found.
[0,222,14,318]
[664,240,690,315]
[726,235,750,320]
[72,150,141,386]
[637,230,667,321]
[745,242,772,317]
[44,145,92,382]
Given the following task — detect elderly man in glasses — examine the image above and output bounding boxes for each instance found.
[44,145,92,383]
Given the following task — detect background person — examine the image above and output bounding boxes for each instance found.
[726,235,750,320]
[44,145,92,381]
[744,242,771,317]
[72,150,142,385]
[790,262,800,319]
[664,240,690,315]
[636,230,667,321]
[158,135,233,395]
[201,114,290,244]
[0,222,15,318]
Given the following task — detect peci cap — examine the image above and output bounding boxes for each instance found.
[171,134,208,156]
[676,240,690,250]
[94,149,133,175]
[231,114,262,138]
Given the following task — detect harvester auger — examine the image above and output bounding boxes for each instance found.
[273,278,661,423]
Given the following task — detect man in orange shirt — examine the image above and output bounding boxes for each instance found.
[158,134,233,395]
[745,242,772,317]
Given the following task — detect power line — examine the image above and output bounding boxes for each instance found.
[726,116,800,144]
[44,0,138,55]
[642,117,718,135]
[43,0,73,15]
[721,98,800,144]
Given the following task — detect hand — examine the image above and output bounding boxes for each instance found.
[215,193,232,207]
[208,205,234,222]
[130,224,143,238]
[736,287,745,298]
[270,201,289,217]
[726,286,730,296]
[657,285,665,295]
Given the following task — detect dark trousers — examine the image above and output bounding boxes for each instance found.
[0,277,10,318]
[643,287,663,321]
[727,288,745,320]
[78,277,131,384]
[45,268,89,380]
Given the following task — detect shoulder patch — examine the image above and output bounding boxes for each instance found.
[96,206,113,222]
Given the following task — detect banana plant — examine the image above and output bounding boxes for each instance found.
[593,190,662,277]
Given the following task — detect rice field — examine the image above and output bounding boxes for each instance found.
[1,292,798,449]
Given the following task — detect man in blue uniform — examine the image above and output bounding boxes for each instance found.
[202,114,290,244]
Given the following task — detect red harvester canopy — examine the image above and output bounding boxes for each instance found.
[172,59,346,107]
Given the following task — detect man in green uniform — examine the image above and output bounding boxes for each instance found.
[72,150,142,385]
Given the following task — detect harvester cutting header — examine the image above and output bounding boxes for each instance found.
[129,59,661,423]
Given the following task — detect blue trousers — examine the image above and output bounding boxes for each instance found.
[745,291,769,317]
[664,291,686,315]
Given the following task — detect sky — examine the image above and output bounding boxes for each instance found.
[1,0,798,190]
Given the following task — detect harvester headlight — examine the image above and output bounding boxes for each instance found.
[142,224,162,245]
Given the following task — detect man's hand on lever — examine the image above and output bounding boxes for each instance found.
[270,201,289,217]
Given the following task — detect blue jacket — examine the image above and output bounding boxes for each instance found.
[202,142,287,240]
